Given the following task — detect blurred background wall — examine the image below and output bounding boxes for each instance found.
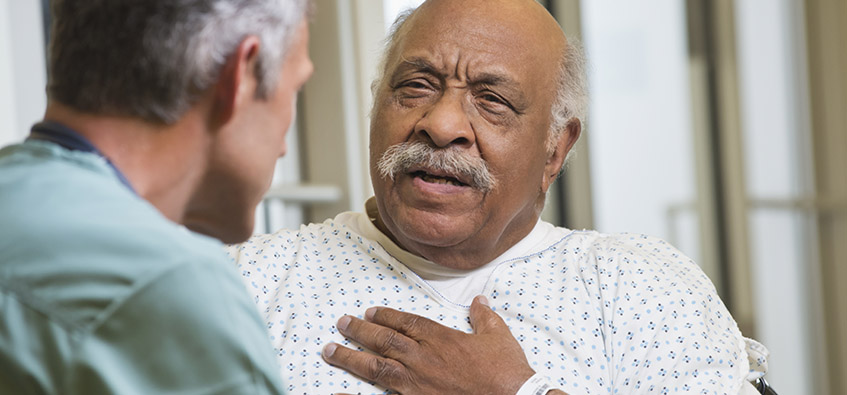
[1,0,844,393]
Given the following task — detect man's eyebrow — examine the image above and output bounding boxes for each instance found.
[471,72,519,89]
[392,57,441,76]
[471,72,528,107]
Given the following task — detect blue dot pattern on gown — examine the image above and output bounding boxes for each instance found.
[226,214,765,395]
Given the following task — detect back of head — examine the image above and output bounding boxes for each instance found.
[48,0,310,124]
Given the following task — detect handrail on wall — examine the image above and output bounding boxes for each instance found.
[263,183,343,204]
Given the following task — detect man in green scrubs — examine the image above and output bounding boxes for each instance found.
[0,1,313,393]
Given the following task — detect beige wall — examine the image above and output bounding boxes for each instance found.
[805,0,847,392]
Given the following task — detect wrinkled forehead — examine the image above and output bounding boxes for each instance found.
[386,0,565,88]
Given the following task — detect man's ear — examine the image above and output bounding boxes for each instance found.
[211,36,262,127]
[541,118,581,193]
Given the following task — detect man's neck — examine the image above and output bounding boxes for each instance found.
[366,198,542,270]
[42,102,211,224]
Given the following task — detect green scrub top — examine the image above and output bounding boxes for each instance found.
[0,140,286,394]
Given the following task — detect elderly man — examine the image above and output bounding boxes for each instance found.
[0,0,312,393]
[229,0,768,394]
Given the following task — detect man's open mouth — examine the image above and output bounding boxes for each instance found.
[411,171,468,187]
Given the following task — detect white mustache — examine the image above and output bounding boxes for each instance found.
[376,142,496,192]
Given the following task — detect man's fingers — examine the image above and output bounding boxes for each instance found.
[365,306,440,340]
[321,342,409,390]
[469,295,510,335]
[336,315,418,359]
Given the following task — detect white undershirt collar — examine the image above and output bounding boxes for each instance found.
[339,198,560,307]
[353,198,554,279]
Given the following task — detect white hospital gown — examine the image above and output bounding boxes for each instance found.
[227,209,767,394]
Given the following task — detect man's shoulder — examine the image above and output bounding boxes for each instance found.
[531,229,753,392]
[541,229,712,290]
[0,227,229,334]
[0,140,113,180]
[551,229,692,263]
[0,144,230,331]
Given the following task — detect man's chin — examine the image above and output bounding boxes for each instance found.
[396,215,474,247]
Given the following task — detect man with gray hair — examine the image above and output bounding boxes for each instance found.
[0,0,312,393]
[230,0,769,394]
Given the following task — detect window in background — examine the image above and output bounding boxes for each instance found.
[735,0,816,393]
[581,1,706,271]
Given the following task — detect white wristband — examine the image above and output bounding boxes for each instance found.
[515,373,557,395]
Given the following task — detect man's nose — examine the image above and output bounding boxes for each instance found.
[413,91,475,148]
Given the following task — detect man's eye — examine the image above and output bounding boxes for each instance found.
[478,92,513,113]
[394,79,436,105]
[404,81,429,89]
[481,93,506,105]
[397,79,433,91]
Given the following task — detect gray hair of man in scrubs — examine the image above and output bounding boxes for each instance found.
[48,0,310,124]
